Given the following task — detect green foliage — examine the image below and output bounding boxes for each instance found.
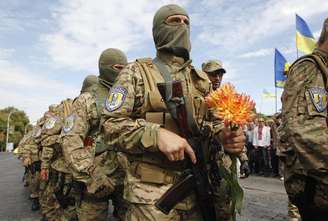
[0,107,30,151]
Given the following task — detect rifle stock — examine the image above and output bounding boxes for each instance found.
[155,173,195,214]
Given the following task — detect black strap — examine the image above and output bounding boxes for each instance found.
[153,57,173,101]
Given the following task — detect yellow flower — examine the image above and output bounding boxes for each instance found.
[206,83,255,127]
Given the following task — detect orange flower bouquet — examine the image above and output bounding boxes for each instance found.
[206,83,256,128]
[205,83,256,215]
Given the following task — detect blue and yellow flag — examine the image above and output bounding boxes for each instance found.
[274,49,289,88]
[296,14,316,54]
[262,89,276,99]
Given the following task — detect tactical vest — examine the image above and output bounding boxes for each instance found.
[129,58,211,171]
[136,58,210,132]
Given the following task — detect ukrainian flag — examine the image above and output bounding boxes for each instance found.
[296,14,316,54]
[274,49,289,88]
[262,89,276,99]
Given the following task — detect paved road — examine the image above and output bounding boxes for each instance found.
[0,153,288,221]
[0,152,41,221]
[237,176,288,221]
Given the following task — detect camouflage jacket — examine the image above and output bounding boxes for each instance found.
[281,48,328,182]
[102,53,244,204]
[22,116,47,163]
[61,83,115,177]
[40,99,72,170]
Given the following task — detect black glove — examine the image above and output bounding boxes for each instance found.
[240,161,250,178]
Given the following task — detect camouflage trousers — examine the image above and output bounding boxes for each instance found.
[77,192,109,221]
[124,204,202,221]
[123,197,232,221]
[285,173,328,220]
[39,179,77,221]
[76,182,128,221]
[122,178,234,221]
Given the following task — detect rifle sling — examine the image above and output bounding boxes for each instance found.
[153,57,173,101]
[153,57,199,136]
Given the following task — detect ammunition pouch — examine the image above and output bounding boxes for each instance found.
[127,153,187,171]
[145,112,180,134]
[130,162,180,185]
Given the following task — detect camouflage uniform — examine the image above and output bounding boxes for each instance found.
[17,130,33,187]
[202,60,248,220]
[274,115,300,221]
[39,100,78,221]
[61,49,128,221]
[102,5,244,221]
[281,38,328,220]
[23,119,45,211]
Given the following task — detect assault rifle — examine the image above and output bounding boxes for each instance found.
[27,161,41,175]
[156,80,220,221]
[54,173,75,209]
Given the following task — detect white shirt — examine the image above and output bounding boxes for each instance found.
[252,125,271,147]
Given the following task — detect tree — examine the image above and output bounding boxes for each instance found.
[0,107,30,151]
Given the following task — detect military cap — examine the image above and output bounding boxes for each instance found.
[202,60,226,73]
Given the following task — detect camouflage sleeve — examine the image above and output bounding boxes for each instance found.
[23,127,40,161]
[61,93,97,174]
[40,146,54,169]
[102,63,161,153]
[281,60,328,171]
[40,115,62,169]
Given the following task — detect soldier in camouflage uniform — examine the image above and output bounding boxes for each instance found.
[17,127,33,187]
[280,18,328,220]
[39,101,75,221]
[102,4,245,220]
[273,113,300,221]
[61,48,128,221]
[21,118,45,211]
[202,60,249,220]
[38,75,98,221]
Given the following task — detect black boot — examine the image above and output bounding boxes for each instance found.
[31,198,40,211]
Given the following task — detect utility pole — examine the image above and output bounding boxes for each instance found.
[5,110,15,152]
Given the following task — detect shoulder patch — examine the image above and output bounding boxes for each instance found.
[43,116,58,130]
[105,86,127,112]
[308,87,328,112]
[63,114,76,133]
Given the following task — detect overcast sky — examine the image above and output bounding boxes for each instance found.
[0,0,327,122]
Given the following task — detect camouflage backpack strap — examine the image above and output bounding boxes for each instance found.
[308,53,328,89]
[136,58,166,111]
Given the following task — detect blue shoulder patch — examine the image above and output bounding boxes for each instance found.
[308,87,328,112]
[63,114,75,133]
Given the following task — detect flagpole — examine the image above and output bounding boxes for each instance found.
[275,87,277,113]
[296,14,299,59]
